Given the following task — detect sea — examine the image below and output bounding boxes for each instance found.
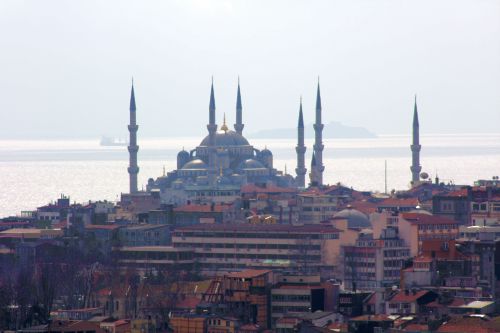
[0,134,499,218]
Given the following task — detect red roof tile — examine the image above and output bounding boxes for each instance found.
[401,213,457,225]
[389,290,430,303]
[437,316,496,333]
[175,296,201,309]
[379,197,419,207]
[403,323,428,331]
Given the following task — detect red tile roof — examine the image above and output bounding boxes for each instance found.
[239,323,261,331]
[364,293,377,305]
[401,213,457,225]
[389,290,430,303]
[442,188,469,198]
[175,296,201,309]
[403,323,428,332]
[437,316,498,333]
[379,197,419,207]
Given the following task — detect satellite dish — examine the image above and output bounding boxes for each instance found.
[420,172,429,180]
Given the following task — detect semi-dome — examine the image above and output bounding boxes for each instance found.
[200,130,250,147]
[333,207,370,228]
[182,159,208,170]
[239,159,265,169]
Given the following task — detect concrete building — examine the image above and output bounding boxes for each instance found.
[373,211,460,257]
[342,228,411,291]
[118,224,171,246]
[113,246,194,271]
[172,223,346,277]
[270,274,336,327]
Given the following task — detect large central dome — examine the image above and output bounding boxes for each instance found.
[200,130,250,147]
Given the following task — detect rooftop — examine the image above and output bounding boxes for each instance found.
[226,269,271,279]
[85,224,121,230]
[175,223,341,234]
[173,203,232,213]
[118,246,193,252]
[401,213,457,225]
[389,290,431,303]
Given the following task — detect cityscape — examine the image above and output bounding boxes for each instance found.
[1,1,500,333]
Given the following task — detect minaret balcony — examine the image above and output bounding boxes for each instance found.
[313,123,324,131]
[128,166,139,174]
[128,146,139,153]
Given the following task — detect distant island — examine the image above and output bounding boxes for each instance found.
[248,121,377,139]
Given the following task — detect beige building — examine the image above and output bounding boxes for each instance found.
[371,212,459,257]
[0,228,63,239]
[172,223,357,278]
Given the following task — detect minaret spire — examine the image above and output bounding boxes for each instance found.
[313,78,325,186]
[207,78,218,180]
[295,97,307,188]
[209,77,216,126]
[410,94,422,186]
[234,77,244,135]
[127,80,139,193]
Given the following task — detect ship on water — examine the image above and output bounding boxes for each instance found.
[100,136,128,146]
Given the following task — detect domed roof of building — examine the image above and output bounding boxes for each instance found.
[239,159,265,169]
[260,147,272,156]
[333,206,370,228]
[200,130,250,147]
[182,159,208,170]
[177,149,189,158]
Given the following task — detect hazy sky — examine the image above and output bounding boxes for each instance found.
[1,0,499,139]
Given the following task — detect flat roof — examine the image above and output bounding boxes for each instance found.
[118,246,193,252]
[175,223,341,234]
[226,269,271,279]
[458,301,495,309]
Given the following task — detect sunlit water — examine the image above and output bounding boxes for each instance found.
[0,134,499,217]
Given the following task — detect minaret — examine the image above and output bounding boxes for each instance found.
[313,79,325,185]
[309,151,318,186]
[127,80,139,194]
[295,97,307,188]
[234,78,244,135]
[207,78,218,171]
[410,95,422,186]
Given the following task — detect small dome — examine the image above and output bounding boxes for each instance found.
[177,150,189,158]
[200,130,250,147]
[182,159,208,170]
[333,207,370,228]
[260,148,272,156]
[239,159,265,170]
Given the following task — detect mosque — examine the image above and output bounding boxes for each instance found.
[127,79,326,205]
[126,79,422,205]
